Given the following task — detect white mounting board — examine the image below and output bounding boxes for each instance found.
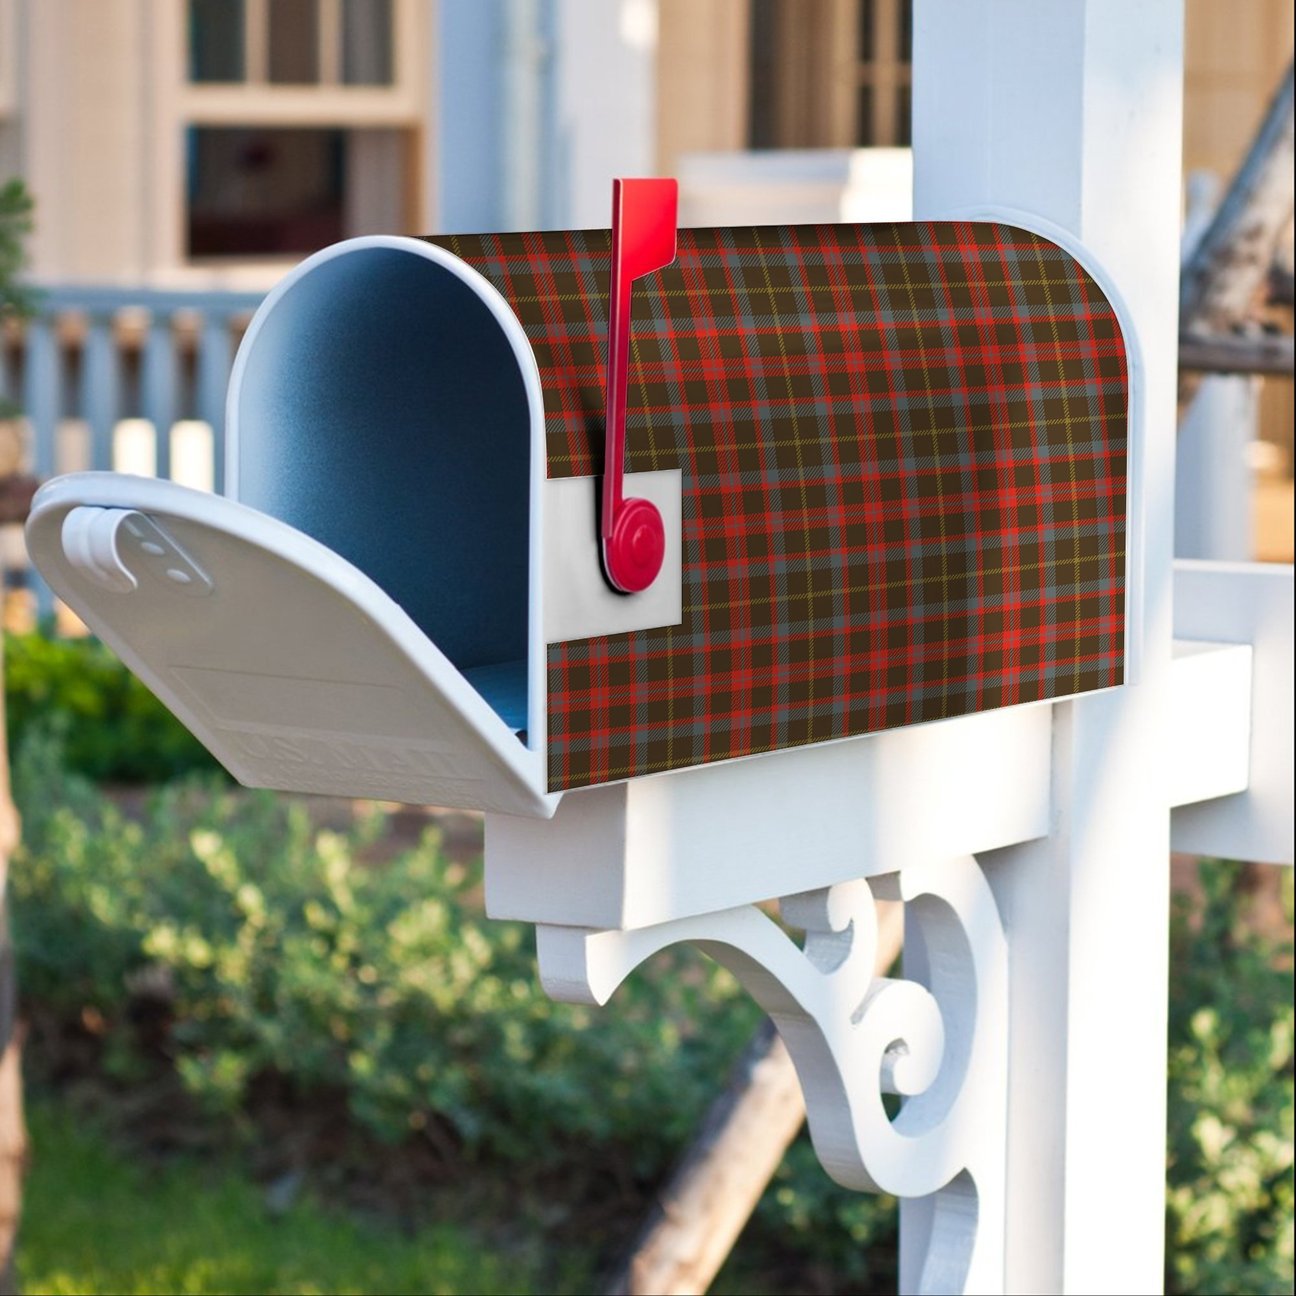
[1167,640,1251,810]
[485,699,1052,929]
[1171,560,1294,864]
[543,470,682,642]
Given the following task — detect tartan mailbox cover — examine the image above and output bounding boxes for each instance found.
[436,220,1129,791]
[26,213,1128,816]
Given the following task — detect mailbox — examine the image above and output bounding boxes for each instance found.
[27,190,1129,818]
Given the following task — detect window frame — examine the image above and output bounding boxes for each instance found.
[182,0,421,123]
[151,0,426,278]
[855,0,912,147]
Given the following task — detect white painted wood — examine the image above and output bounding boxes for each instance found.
[1167,641,1253,809]
[25,473,555,818]
[550,0,657,229]
[1175,377,1259,561]
[676,148,913,228]
[485,702,1051,930]
[543,471,682,642]
[29,0,426,289]
[912,3,1183,1292]
[1172,561,1294,864]
[502,0,546,231]
[537,856,1007,1293]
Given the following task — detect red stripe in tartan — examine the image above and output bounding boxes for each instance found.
[429,222,1128,792]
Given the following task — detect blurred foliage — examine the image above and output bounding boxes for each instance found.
[5,687,1293,1291]
[0,177,34,316]
[10,725,759,1170]
[4,631,222,784]
[0,177,36,419]
[719,1136,898,1294]
[10,721,897,1290]
[1166,861,1294,1296]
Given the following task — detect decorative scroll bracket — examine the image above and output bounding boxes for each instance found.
[536,855,1008,1295]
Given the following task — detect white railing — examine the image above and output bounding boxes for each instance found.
[1,284,264,617]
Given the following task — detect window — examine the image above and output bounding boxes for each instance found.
[166,0,423,265]
[748,0,913,149]
[342,0,394,85]
[187,0,395,87]
[269,0,320,85]
[190,0,246,82]
[186,125,412,259]
[187,127,345,256]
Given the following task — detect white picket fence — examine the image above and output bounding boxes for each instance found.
[0,285,264,615]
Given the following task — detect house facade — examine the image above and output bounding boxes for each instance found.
[1,0,1289,286]
[0,0,430,288]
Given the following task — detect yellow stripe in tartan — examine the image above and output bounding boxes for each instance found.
[685,553,1127,617]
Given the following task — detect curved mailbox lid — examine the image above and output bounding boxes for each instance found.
[26,473,557,819]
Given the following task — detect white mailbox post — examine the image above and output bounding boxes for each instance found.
[505,5,1294,1292]
[22,3,1294,1293]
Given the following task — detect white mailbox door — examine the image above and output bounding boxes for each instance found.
[26,473,555,819]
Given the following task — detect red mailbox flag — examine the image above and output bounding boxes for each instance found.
[602,178,679,594]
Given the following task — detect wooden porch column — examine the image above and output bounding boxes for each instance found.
[911,3,1184,1291]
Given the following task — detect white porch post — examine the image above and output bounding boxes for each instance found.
[912,4,1184,1293]
[550,0,658,227]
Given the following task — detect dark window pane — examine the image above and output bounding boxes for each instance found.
[856,83,874,145]
[858,0,874,62]
[189,0,245,82]
[342,0,394,85]
[748,0,779,148]
[269,0,320,84]
[899,0,913,62]
[187,127,345,257]
[895,83,911,145]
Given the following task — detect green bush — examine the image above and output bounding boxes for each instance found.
[11,723,899,1289]
[726,1137,898,1293]
[11,726,758,1170]
[9,723,1292,1293]
[1166,861,1294,1295]
[4,631,221,783]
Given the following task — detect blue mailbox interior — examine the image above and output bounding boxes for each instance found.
[233,244,533,733]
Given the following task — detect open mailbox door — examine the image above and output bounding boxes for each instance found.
[29,235,556,817]
[27,473,555,818]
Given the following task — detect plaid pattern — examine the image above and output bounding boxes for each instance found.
[428,223,1128,793]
